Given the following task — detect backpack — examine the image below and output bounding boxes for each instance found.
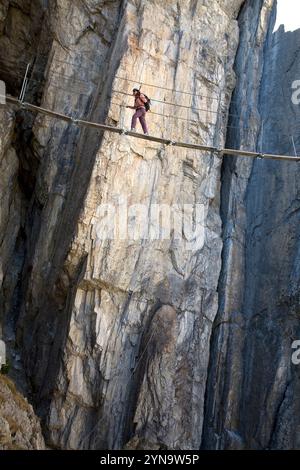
[143,94,151,112]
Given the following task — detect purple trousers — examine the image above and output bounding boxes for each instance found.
[131,107,148,134]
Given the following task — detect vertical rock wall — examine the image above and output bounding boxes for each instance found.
[203,0,300,450]
[45,0,246,450]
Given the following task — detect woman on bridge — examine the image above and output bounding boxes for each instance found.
[126,88,149,135]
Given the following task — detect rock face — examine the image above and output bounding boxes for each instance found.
[202,2,300,450]
[0,375,45,450]
[0,0,299,451]
[44,0,250,450]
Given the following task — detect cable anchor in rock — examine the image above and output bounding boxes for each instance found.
[291,135,298,160]
[19,63,31,103]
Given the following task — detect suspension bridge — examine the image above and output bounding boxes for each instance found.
[0,57,299,162]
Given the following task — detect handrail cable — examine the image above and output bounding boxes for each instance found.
[1,57,240,104]
[112,89,240,118]
[0,65,250,121]
[0,67,253,130]
[111,101,252,131]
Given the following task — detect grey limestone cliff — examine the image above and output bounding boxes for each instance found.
[203,1,300,450]
[0,0,299,451]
